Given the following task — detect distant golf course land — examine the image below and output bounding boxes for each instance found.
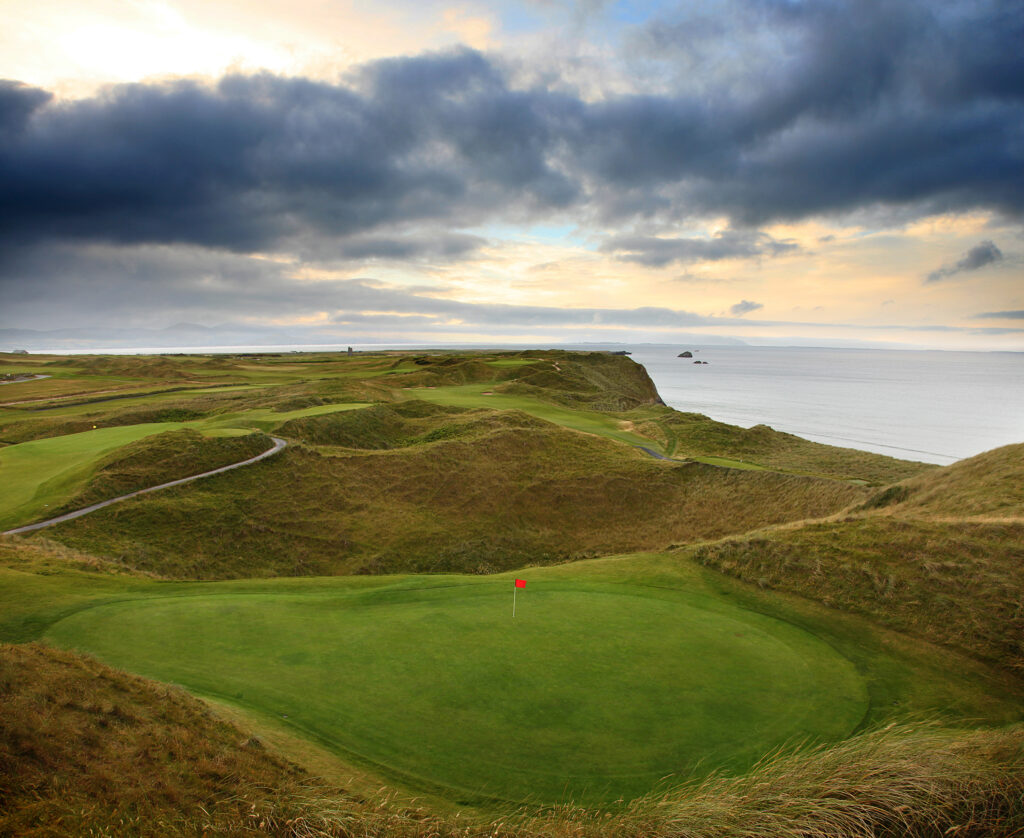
[1,349,1022,831]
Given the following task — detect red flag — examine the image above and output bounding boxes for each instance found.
[514,579,526,588]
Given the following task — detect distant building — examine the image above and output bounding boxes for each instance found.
[347,346,353,355]
[10,349,28,354]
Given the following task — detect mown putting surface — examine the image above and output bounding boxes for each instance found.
[46,580,868,804]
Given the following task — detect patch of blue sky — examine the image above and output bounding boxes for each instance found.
[498,3,547,36]
[608,0,664,25]
[468,223,591,247]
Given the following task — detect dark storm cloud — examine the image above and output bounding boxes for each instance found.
[598,0,1024,223]
[601,231,797,267]
[0,0,1022,300]
[730,300,763,316]
[0,80,51,133]
[925,240,1004,283]
[0,52,578,254]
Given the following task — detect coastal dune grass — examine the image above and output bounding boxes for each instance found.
[858,441,1024,518]
[41,423,866,578]
[693,443,1024,675]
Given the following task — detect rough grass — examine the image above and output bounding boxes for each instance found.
[629,410,933,485]
[858,442,1024,518]
[694,519,1024,675]
[2,643,1021,837]
[0,642,338,838]
[41,423,866,578]
[48,429,271,515]
[692,442,1024,675]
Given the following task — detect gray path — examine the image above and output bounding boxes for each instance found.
[0,374,50,385]
[2,436,287,536]
[636,445,673,460]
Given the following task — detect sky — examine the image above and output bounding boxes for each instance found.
[1,0,1022,350]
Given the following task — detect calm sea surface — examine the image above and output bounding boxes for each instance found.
[627,346,1024,465]
[43,342,1024,465]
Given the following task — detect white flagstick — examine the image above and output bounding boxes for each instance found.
[513,583,517,618]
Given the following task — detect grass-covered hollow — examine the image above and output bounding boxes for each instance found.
[43,576,867,805]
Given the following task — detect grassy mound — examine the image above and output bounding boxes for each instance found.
[0,422,192,530]
[0,642,330,837]
[276,402,540,449]
[632,410,934,484]
[50,428,272,514]
[41,425,865,578]
[858,442,1024,517]
[693,518,1024,673]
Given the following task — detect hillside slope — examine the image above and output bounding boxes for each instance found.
[39,412,865,578]
[858,442,1024,518]
[633,410,933,484]
[692,442,1024,674]
[0,643,337,837]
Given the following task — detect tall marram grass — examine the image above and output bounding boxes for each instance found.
[189,723,1024,838]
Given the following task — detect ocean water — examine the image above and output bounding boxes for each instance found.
[627,346,1024,465]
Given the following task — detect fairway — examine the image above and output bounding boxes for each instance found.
[0,423,185,529]
[409,383,669,454]
[45,579,868,805]
[0,402,369,529]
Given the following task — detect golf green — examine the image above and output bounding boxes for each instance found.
[45,580,868,804]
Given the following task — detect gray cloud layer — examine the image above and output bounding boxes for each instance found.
[926,240,1005,283]
[2,0,1022,258]
[1,0,1022,332]
[601,231,797,267]
[730,300,763,316]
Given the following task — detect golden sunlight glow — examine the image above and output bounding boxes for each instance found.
[0,0,499,97]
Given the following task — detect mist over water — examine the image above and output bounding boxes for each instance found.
[629,346,1024,465]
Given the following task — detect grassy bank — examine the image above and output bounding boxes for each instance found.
[39,425,866,577]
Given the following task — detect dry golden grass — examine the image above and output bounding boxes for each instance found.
[859,442,1024,519]
[44,421,866,578]
[0,643,346,837]
[631,411,933,485]
[693,517,1024,674]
